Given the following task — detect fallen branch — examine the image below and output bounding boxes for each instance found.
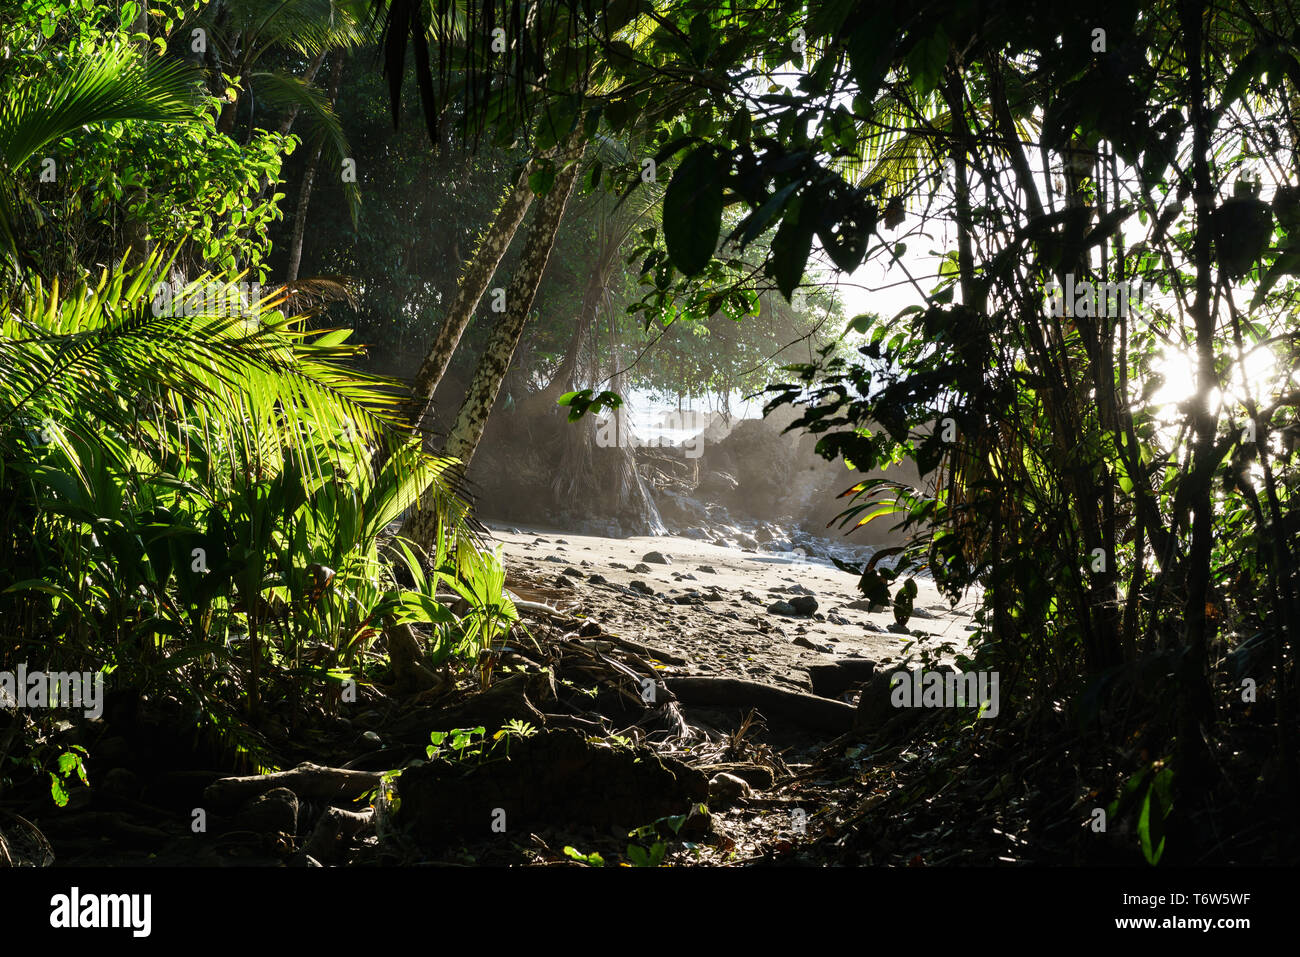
[204,763,383,811]
[513,598,564,618]
[664,676,857,735]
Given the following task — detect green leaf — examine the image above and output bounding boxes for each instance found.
[1249,246,1300,309]
[769,196,817,301]
[907,28,949,98]
[844,313,876,336]
[727,108,751,147]
[663,147,724,276]
[3,579,76,602]
[563,846,605,866]
[529,160,557,196]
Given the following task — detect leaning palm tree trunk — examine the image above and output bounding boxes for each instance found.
[404,156,544,434]
[400,138,583,552]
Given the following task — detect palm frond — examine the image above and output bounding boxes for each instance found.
[0,47,201,270]
[0,49,200,170]
[0,249,466,522]
[250,68,361,221]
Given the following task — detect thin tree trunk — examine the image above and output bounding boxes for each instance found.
[444,147,583,465]
[1178,0,1218,782]
[278,49,329,137]
[518,236,618,417]
[404,157,542,433]
[401,138,583,551]
[286,51,345,283]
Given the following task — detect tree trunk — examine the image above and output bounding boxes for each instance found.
[443,145,583,466]
[517,241,615,417]
[278,49,329,137]
[403,157,542,434]
[1177,0,1218,783]
[400,137,583,552]
[286,51,345,283]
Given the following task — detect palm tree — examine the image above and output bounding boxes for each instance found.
[0,248,474,703]
[398,133,585,553]
[193,0,370,224]
[401,152,545,434]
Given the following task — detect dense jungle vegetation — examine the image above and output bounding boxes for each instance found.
[1,0,1299,876]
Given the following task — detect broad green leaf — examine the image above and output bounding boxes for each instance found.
[663,147,724,276]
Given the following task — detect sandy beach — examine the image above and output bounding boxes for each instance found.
[491,523,981,693]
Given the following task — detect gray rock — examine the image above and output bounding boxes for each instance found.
[697,565,718,574]
[807,658,878,698]
[768,600,797,616]
[642,551,671,564]
[792,635,833,653]
[846,599,889,613]
[789,596,819,616]
[587,573,608,585]
[630,581,656,595]
[632,562,653,573]
[561,567,585,577]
